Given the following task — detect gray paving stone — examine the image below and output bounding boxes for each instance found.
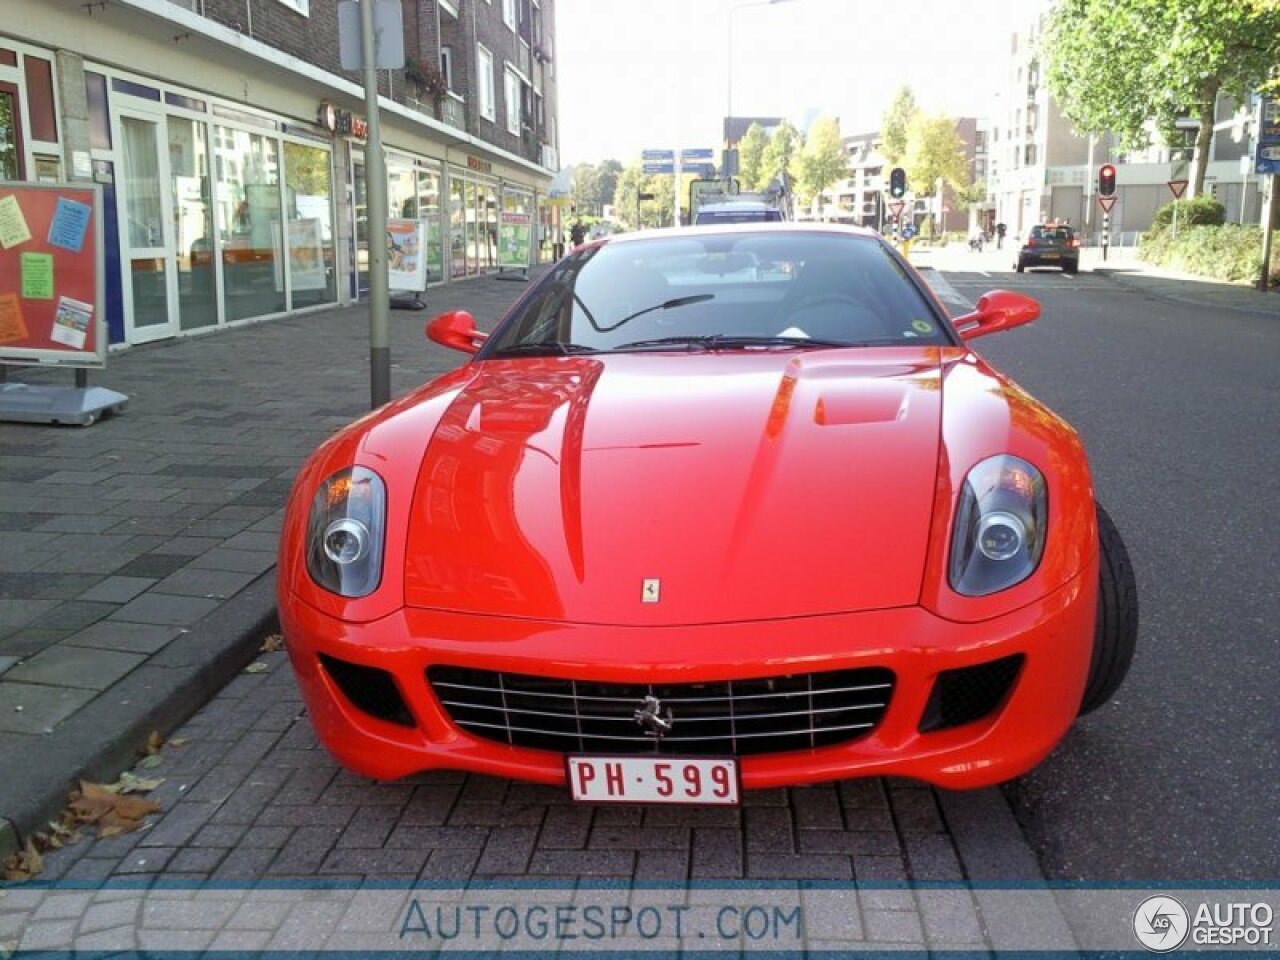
[108,592,221,626]
[63,620,183,654]
[863,908,925,944]
[475,825,539,874]
[76,576,157,604]
[744,806,794,853]
[184,549,277,575]
[746,853,852,879]
[528,849,635,876]
[798,829,902,857]
[32,514,126,534]
[904,833,966,881]
[5,644,145,691]
[690,828,743,879]
[0,680,98,734]
[537,804,592,849]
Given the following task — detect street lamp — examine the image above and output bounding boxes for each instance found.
[725,0,794,176]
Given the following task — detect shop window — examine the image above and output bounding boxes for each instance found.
[417,168,444,284]
[440,47,453,91]
[23,56,58,143]
[0,84,23,179]
[503,0,517,30]
[214,126,285,322]
[284,141,335,309]
[85,72,112,150]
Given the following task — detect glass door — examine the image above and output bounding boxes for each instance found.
[0,81,25,180]
[117,107,178,342]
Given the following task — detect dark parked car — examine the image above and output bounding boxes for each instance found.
[1016,223,1080,274]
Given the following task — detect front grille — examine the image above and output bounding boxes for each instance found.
[427,666,895,756]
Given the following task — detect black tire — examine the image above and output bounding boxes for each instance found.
[1064,263,1078,275]
[1015,260,1025,273]
[1078,503,1138,715]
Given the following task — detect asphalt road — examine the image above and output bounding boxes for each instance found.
[926,252,1280,882]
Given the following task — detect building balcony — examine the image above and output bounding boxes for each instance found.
[441,93,466,130]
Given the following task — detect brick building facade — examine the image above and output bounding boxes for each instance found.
[1,0,560,350]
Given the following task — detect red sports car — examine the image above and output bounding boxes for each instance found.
[278,224,1136,801]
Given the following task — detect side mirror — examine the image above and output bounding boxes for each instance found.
[426,310,489,354]
[953,290,1040,341]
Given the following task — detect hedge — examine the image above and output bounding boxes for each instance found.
[1139,223,1279,284]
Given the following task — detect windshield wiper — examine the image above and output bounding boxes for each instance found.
[597,294,715,333]
[490,341,600,357]
[612,334,856,352]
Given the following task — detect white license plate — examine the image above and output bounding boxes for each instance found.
[567,755,740,805]
[1041,252,1060,259]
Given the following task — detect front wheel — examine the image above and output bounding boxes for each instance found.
[1015,261,1025,273]
[1078,503,1138,715]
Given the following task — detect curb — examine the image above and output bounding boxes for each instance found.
[938,787,1079,949]
[0,572,278,863]
[1092,268,1280,319]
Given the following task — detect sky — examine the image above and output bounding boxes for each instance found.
[554,0,1026,167]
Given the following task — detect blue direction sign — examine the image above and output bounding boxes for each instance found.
[642,162,675,174]
[681,148,714,161]
[683,164,716,177]
[901,223,917,240]
[642,149,674,162]
[1256,96,1280,175]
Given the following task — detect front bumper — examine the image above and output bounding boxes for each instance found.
[280,565,1096,791]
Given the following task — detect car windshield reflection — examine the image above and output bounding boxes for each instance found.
[484,231,952,358]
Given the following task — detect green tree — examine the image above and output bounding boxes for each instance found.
[759,121,802,192]
[1044,0,1280,197]
[903,113,968,197]
[597,159,623,208]
[881,86,918,166]
[737,123,769,192]
[571,163,603,215]
[796,117,848,212]
[614,165,680,229]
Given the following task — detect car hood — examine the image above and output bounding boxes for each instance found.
[403,349,947,624]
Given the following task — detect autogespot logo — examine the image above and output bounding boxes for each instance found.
[1134,895,1191,952]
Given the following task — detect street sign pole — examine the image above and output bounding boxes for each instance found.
[1102,212,1110,261]
[360,0,391,409]
[1260,175,1276,292]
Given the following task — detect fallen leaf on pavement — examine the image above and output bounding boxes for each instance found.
[244,661,270,674]
[167,737,190,748]
[259,634,285,652]
[144,731,165,755]
[115,771,164,793]
[1,839,43,882]
[139,754,164,770]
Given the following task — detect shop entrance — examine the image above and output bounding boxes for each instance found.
[116,106,179,343]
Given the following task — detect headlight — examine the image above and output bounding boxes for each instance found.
[949,455,1046,596]
[306,466,386,598]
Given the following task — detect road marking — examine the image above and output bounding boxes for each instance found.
[920,268,973,312]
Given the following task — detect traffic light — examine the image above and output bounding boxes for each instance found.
[1098,164,1117,197]
[889,167,906,199]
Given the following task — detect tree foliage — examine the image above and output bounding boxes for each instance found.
[796,117,848,208]
[760,121,803,191]
[881,87,918,166]
[570,164,603,214]
[737,123,770,191]
[1044,0,1280,195]
[903,113,968,197]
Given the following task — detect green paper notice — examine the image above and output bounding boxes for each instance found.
[21,252,54,300]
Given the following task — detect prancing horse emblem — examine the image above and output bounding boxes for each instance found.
[642,578,660,603]
[634,695,674,738]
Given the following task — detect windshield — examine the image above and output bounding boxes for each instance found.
[482,232,951,357]
[1030,226,1073,242]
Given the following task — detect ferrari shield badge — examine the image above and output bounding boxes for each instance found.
[642,578,661,603]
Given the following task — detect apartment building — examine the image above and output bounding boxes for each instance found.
[1,0,560,349]
[988,5,1260,242]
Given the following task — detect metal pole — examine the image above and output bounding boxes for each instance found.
[673,150,682,227]
[1259,174,1276,292]
[361,0,391,409]
[1084,134,1094,228]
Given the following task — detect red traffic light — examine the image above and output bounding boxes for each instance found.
[1098,164,1117,197]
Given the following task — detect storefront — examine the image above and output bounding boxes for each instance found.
[5,2,554,351]
[87,67,339,346]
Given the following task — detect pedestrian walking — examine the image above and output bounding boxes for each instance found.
[995,221,1007,250]
[569,220,586,247]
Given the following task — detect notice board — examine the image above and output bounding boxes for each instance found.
[0,182,105,369]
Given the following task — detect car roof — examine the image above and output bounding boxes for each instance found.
[598,222,882,247]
